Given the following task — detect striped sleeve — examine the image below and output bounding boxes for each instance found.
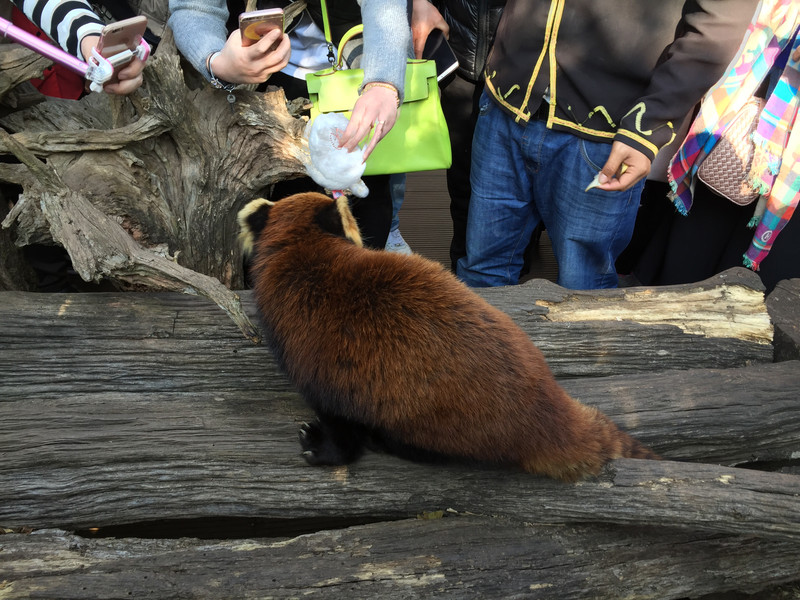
[13,0,105,60]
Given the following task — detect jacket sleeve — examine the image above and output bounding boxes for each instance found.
[615,0,759,160]
[13,0,104,60]
[167,0,231,81]
[359,0,412,100]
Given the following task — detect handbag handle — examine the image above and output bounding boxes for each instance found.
[334,25,364,70]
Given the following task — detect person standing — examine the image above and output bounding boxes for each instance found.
[168,0,412,249]
[455,0,759,290]
[12,0,146,95]
[635,1,800,294]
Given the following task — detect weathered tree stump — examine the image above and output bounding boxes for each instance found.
[0,31,312,341]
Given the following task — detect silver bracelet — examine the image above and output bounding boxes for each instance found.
[205,51,236,92]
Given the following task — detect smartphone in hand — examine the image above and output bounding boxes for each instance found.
[239,9,285,47]
[423,28,459,82]
[95,15,148,83]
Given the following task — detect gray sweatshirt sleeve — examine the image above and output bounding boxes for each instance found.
[13,0,104,60]
[359,0,411,99]
[167,0,231,80]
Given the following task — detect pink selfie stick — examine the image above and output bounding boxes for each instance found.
[0,15,152,92]
[0,15,89,77]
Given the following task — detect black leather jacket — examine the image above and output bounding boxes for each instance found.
[435,0,506,82]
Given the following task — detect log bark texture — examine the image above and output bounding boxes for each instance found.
[1,517,799,600]
[3,379,800,540]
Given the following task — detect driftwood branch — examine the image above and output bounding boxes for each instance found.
[0,130,260,341]
[0,44,51,99]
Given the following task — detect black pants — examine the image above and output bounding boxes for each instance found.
[440,74,484,272]
[267,72,393,250]
[632,180,800,295]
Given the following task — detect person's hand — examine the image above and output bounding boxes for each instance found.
[338,83,399,160]
[80,34,145,95]
[594,141,651,192]
[411,0,449,58]
[792,45,800,63]
[210,28,291,84]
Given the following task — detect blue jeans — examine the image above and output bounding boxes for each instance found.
[457,93,644,290]
[389,173,406,232]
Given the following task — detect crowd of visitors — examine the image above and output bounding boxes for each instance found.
[9,0,799,293]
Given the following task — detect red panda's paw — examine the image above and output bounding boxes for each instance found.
[298,417,368,466]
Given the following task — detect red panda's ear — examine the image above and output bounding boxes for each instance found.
[237,198,274,255]
[313,197,363,247]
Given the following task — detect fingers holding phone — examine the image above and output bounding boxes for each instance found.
[80,35,145,94]
[247,28,291,69]
[213,28,290,84]
[209,8,291,86]
[101,56,146,95]
[83,16,148,95]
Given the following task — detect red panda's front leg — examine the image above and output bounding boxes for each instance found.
[298,414,369,466]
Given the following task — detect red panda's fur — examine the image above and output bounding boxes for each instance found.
[238,192,659,482]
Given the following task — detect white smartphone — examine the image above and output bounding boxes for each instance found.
[95,16,148,83]
[239,8,285,47]
[423,28,459,82]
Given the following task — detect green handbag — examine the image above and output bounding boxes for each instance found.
[305,24,452,176]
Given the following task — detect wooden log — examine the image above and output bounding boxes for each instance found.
[0,268,774,382]
[767,278,800,362]
[482,267,773,376]
[2,278,796,539]
[1,517,799,600]
[2,369,800,541]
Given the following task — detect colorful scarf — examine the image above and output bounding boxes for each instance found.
[668,0,800,272]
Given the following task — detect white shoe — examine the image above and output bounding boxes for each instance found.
[385,229,412,254]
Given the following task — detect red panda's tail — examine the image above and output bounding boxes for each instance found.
[522,404,660,482]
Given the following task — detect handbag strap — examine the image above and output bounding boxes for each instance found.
[318,0,364,70]
[318,0,336,65]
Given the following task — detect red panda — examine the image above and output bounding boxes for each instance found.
[238,192,659,482]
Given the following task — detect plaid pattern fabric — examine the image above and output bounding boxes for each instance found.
[744,120,799,269]
[668,0,800,272]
